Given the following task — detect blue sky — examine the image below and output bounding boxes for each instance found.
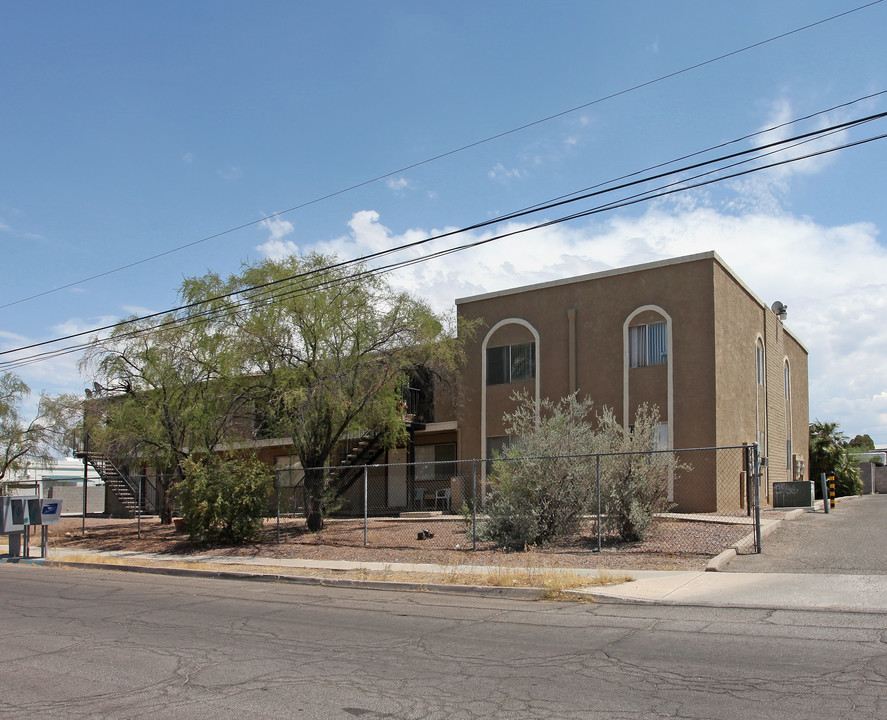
[2,1,887,444]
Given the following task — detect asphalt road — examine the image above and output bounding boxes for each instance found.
[727,494,887,574]
[2,563,886,720]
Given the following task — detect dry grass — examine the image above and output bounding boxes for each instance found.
[46,550,633,597]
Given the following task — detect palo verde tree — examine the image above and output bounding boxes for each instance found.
[0,372,68,487]
[182,252,463,531]
[80,313,261,523]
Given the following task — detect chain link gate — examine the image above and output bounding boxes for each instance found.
[745,442,763,553]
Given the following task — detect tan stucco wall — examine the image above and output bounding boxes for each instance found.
[457,256,720,458]
[785,327,809,481]
[456,252,809,512]
[712,262,765,449]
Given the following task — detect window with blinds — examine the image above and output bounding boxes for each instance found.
[486,342,535,385]
[629,322,667,368]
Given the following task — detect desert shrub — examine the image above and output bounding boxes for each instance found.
[178,455,272,543]
[477,393,599,550]
[596,404,677,542]
[477,394,676,549]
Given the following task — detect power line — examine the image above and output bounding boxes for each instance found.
[2,119,884,373]
[2,109,880,361]
[1,0,882,313]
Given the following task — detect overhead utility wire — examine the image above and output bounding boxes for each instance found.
[19,126,887,374]
[3,125,885,372]
[5,112,886,363]
[522,89,887,212]
[2,1,881,313]
[2,110,880,364]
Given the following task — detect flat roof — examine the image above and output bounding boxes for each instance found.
[454,250,807,351]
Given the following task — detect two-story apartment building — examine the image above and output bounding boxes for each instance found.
[91,250,809,516]
[454,251,809,512]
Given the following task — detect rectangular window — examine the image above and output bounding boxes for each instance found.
[486,342,535,385]
[629,322,667,368]
[415,443,457,483]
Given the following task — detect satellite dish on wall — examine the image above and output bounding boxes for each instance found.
[771,301,788,321]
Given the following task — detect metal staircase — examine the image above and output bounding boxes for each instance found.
[327,430,387,500]
[76,451,157,517]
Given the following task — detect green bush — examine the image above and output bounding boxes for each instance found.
[476,393,677,549]
[596,405,678,542]
[178,455,272,544]
[477,393,599,550]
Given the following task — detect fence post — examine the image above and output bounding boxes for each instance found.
[753,443,762,553]
[594,454,601,553]
[472,460,477,551]
[137,478,142,539]
[743,442,752,517]
[363,465,368,548]
[276,470,281,543]
[82,434,88,537]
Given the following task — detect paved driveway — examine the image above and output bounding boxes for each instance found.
[727,494,887,574]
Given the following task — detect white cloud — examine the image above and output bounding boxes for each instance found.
[51,315,119,337]
[257,238,300,261]
[489,163,524,181]
[120,306,154,317]
[731,97,853,209]
[0,329,28,344]
[256,216,299,260]
[183,152,194,164]
[259,216,295,241]
[315,200,887,442]
[386,177,409,192]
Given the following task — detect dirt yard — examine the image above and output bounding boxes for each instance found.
[48,511,773,571]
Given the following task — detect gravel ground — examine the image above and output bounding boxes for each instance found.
[48,509,786,571]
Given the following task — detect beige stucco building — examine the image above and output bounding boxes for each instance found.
[454,251,809,512]
[89,251,810,517]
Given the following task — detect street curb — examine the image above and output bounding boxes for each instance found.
[706,509,814,572]
[705,547,737,572]
[44,559,547,600]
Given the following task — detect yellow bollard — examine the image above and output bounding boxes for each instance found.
[828,475,836,509]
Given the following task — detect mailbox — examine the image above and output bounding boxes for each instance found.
[1,496,32,533]
[35,498,64,525]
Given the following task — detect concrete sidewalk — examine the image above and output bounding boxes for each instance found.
[21,546,886,611]
[3,495,885,610]
[576,569,887,611]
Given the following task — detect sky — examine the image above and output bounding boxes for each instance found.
[1,1,887,444]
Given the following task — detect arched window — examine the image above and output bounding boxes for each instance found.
[754,337,766,454]
[784,359,792,473]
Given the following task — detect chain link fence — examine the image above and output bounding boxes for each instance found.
[266,444,764,557]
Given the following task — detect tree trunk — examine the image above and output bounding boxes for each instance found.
[157,470,179,525]
[304,466,325,531]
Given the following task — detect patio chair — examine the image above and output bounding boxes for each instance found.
[434,488,451,511]
[413,487,427,510]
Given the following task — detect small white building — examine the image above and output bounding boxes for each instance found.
[4,458,104,514]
